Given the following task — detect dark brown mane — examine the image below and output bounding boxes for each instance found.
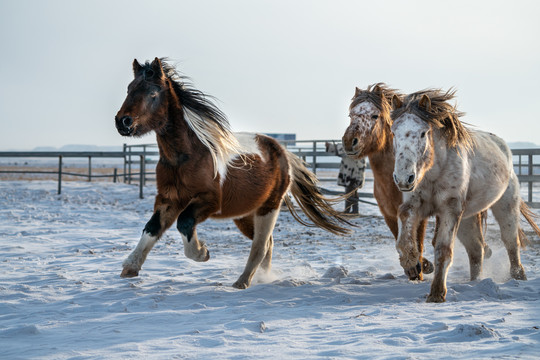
[392,88,474,152]
[144,59,231,131]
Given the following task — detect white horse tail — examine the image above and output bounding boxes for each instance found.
[284,151,353,235]
[519,200,540,247]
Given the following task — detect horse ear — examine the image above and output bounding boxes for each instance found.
[150,57,166,79]
[419,94,432,111]
[391,94,403,109]
[132,59,143,76]
[373,84,383,95]
[353,87,361,98]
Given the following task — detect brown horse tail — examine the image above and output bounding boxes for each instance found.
[519,200,540,248]
[284,151,353,235]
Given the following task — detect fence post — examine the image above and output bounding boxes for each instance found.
[58,155,63,195]
[88,156,92,182]
[113,168,118,183]
[312,141,317,174]
[142,145,147,187]
[528,154,533,203]
[139,155,144,199]
[128,146,131,184]
[123,143,127,183]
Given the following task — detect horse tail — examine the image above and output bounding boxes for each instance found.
[284,151,353,235]
[519,200,540,248]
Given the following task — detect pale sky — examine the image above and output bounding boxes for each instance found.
[1,0,539,150]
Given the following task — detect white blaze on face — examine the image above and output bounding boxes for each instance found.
[391,114,430,184]
[350,102,379,131]
[347,102,381,154]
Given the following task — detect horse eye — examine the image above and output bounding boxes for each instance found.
[421,131,426,138]
[371,114,379,120]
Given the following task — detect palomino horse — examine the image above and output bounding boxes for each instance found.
[115,58,351,289]
[341,84,435,280]
[391,89,540,302]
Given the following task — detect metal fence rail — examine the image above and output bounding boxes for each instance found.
[0,151,158,199]
[1,144,539,207]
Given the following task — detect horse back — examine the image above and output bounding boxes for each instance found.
[214,134,290,219]
[462,130,513,217]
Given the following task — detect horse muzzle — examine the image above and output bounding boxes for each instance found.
[393,172,416,192]
[115,115,135,136]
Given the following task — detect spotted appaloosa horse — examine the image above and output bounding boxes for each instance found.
[391,89,540,302]
[115,58,351,289]
[341,84,435,280]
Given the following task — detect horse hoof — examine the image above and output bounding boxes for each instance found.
[511,266,527,280]
[120,267,139,278]
[232,281,249,289]
[405,262,423,281]
[426,294,446,303]
[422,258,434,274]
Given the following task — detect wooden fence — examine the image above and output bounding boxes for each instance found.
[1,143,539,207]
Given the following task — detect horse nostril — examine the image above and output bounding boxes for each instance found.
[121,116,133,128]
[352,138,359,147]
[393,173,398,184]
[407,174,415,185]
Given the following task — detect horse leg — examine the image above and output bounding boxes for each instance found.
[234,215,273,271]
[177,203,212,262]
[233,209,280,289]
[121,196,180,277]
[427,205,462,303]
[415,219,434,278]
[396,205,423,280]
[490,178,527,280]
[456,214,485,281]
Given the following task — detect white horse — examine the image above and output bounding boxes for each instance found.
[390,89,540,303]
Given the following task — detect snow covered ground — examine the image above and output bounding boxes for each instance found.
[1,180,539,359]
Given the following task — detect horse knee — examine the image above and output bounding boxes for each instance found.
[177,214,195,240]
[143,211,161,236]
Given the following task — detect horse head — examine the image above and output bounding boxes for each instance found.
[115,58,170,137]
[342,83,398,158]
[391,94,435,192]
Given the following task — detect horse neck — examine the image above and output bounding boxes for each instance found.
[367,139,395,183]
[155,96,204,165]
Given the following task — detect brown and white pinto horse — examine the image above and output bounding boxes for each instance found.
[115,58,350,289]
[341,84,435,280]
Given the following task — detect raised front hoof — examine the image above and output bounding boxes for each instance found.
[188,247,210,262]
[404,261,423,281]
[422,258,434,275]
[196,249,210,262]
[232,280,250,289]
[426,293,446,303]
[511,266,527,281]
[120,267,139,278]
